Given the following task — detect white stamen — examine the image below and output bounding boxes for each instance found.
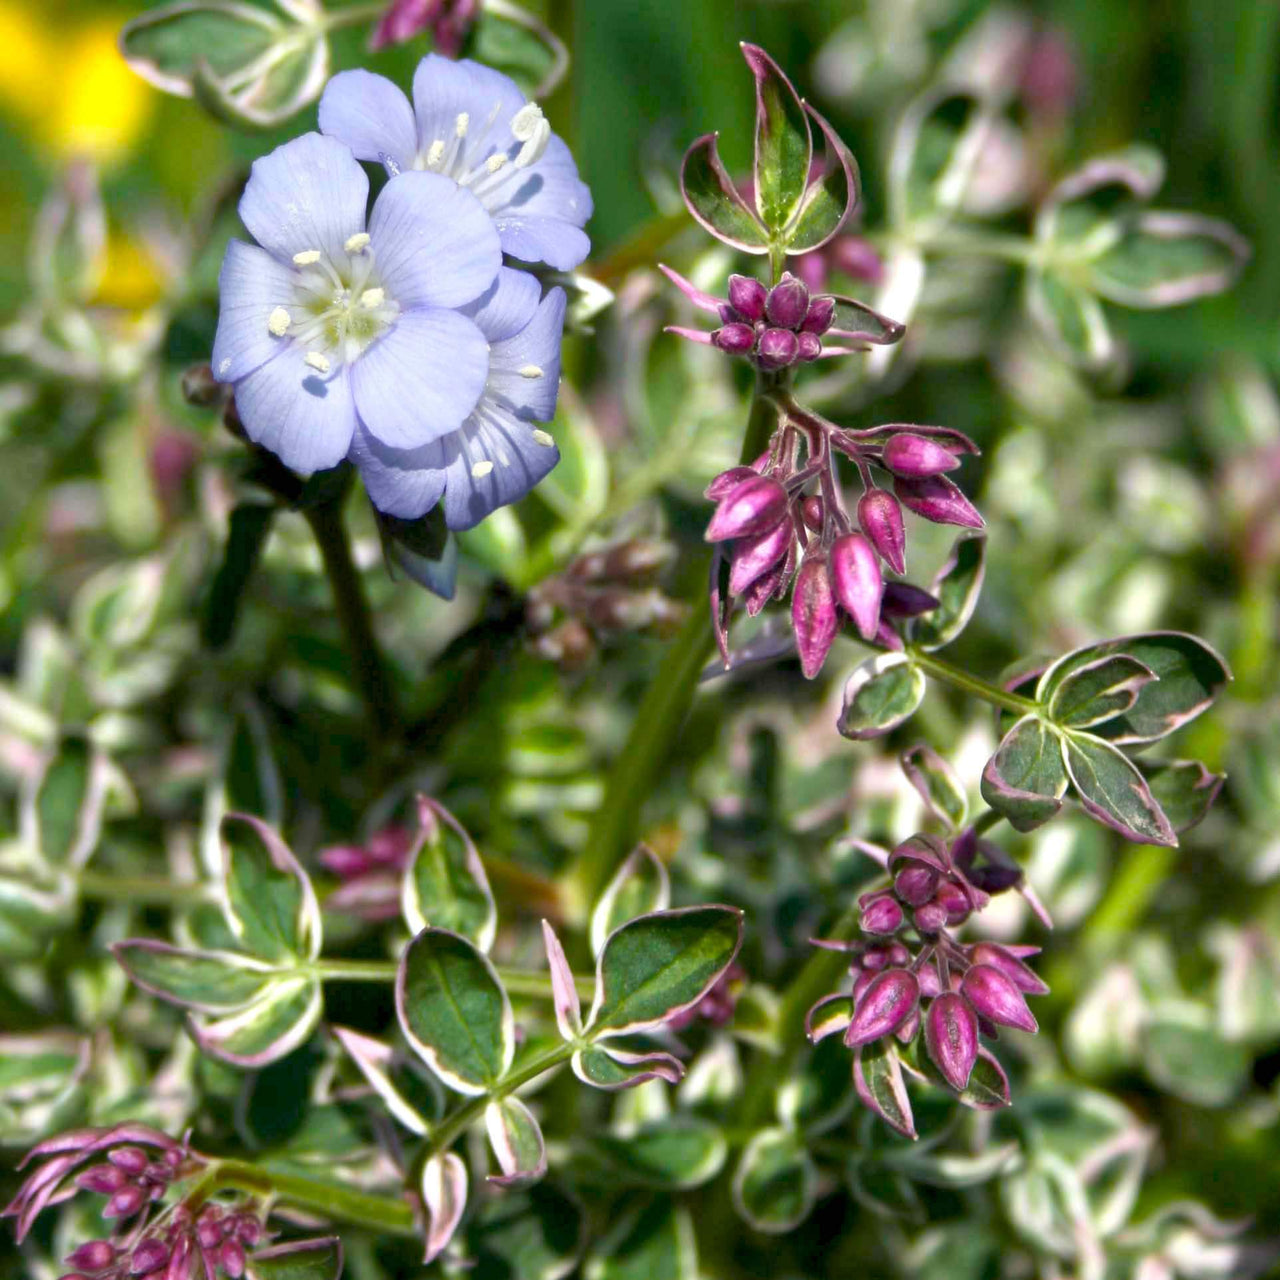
[518,364,544,379]
[426,139,445,169]
[455,112,469,138]
[510,102,543,141]
[360,288,385,309]
[304,351,331,373]
[293,250,322,265]
[344,232,370,253]
[532,429,555,448]
[485,154,507,175]
[471,460,494,478]
[267,306,291,337]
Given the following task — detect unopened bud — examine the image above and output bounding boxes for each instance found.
[196,1211,223,1250]
[860,894,904,935]
[791,554,839,678]
[857,488,907,575]
[77,1164,126,1195]
[917,961,943,997]
[925,993,979,1090]
[602,539,673,583]
[934,881,973,926]
[531,618,595,671]
[796,331,822,361]
[756,326,799,369]
[829,532,883,641]
[968,942,1049,995]
[800,496,824,531]
[705,466,760,501]
[913,901,948,934]
[706,476,789,542]
[66,1241,116,1271]
[883,432,962,478]
[765,272,810,328]
[108,1147,149,1175]
[960,964,1038,1033]
[129,1239,169,1275]
[743,542,796,616]
[729,518,793,595]
[220,1241,246,1280]
[800,295,835,334]
[894,475,985,529]
[727,273,768,322]
[712,322,755,355]
[790,252,827,293]
[844,968,920,1046]
[894,864,938,907]
[880,582,940,619]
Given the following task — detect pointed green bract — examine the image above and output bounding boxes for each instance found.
[900,744,968,832]
[587,906,743,1038]
[784,102,860,253]
[742,43,812,235]
[981,716,1067,832]
[1062,732,1177,846]
[402,796,497,953]
[30,734,107,869]
[397,927,514,1095]
[680,134,770,253]
[223,814,320,962]
[911,533,986,651]
[838,653,926,741]
[486,1096,547,1186]
[853,1040,915,1140]
[732,1127,819,1233]
[191,975,322,1067]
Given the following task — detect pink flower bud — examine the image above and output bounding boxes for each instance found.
[66,1241,116,1271]
[857,488,907,574]
[893,864,938,907]
[800,496,824,531]
[104,1184,146,1219]
[129,1238,169,1275]
[912,901,948,934]
[895,1008,920,1043]
[917,962,943,997]
[712,322,756,355]
[829,532,883,640]
[961,964,1039,1033]
[894,475,985,529]
[883,432,962,478]
[220,1241,246,1279]
[800,295,835,335]
[164,1234,195,1280]
[832,236,885,284]
[742,542,796,616]
[727,274,768,322]
[933,881,973,925]
[756,327,799,369]
[925,993,979,1090]
[705,466,760,501]
[729,518,793,594]
[765,272,810,328]
[844,968,920,1046]
[968,943,1049,996]
[861,894,904,935]
[860,945,890,971]
[196,1211,223,1249]
[318,845,374,879]
[796,331,822,361]
[706,476,789,542]
[235,1218,262,1246]
[77,1164,126,1195]
[791,555,840,679]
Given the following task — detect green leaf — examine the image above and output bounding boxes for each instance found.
[825,295,906,345]
[586,906,743,1039]
[584,1199,698,1280]
[0,873,74,960]
[191,33,329,130]
[203,503,274,650]
[924,1047,1011,1111]
[222,814,321,962]
[1089,212,1249,308]
[589,844,670,956]
[571,1046,683,1091]
[29,734,106,868]
[111,940,274,1011]
[402,796,496,953]
[784,102,860,253]
[486,1096,547,1186]
[1139,761,1224,834]
[1036,145,1166,244]
[889,89,988,226]
[472,1180,585,1280]
[247,1236,343,1280]
[1062,732,1177,846]
[837,652,926,741]
[0,1030,88,1145]
[899,744,967,831]
[742,43,811,234]
[422,1151,468,1265]
[1047,654,1156,729]
[1143,1002,1250,1106]
[470,0,568,99]
[534,389,609,524]
[731,1127,818,1234]
[585,1117,727,1190]
[191,975,322,1067]
[910,532,986,651]
[397,927,514,1095]
[853,1040,916,1140]
[981,715,1068,832]
[680,134,770,253]
[331,1026,441,1136]
[1024,269,1115,370]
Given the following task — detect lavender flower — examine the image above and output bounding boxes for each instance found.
[211,132,502,475]
[348,268,565,530]
[319,55,592,270]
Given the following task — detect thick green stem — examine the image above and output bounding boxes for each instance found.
[303,488,401,740]
[971,807,1006,837]
[907,647,1041,716]
[206,1159,418,1236]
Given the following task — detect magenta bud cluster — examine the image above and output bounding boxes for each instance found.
[665,963,746,1031]
[807,828,1047,1118]
[711,272,833,368]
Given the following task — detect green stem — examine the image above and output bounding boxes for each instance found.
[1082,843,1178,943]
[312,960,594,1000]
[907,648,1041,716]
[78,870,220,906]
[206,1158,417,1236]
[318,1,388,32]
[971,808,1006,836]
[903,227,1039,266]
[303,485,401,740]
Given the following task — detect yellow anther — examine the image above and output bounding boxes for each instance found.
[532,429,555,448]
[267,306,291,337]
[360,288,385,309]
[292,249,321,265]
[426,139,445,169]
[455,112,469,138]
[304,351,331,373]
[344,232,370,253]
[518,364,543,379]
[485,154,507,174]
[471,460,494,478]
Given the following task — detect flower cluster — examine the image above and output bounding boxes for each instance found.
[704,409,981,676]
[212,55,591,531]
[319,822,414,920]
[807,829,1047,1133]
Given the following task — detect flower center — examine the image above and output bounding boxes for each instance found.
[266,234,399,374]
[399,101,551,208]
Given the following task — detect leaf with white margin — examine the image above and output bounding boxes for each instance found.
[485,1096,547,1186]
[421,1151,467,1265]
[586,906,743,1039]
[111,939,275,1013]
[837,652,926,741]
[541,920,581,1040]
[246,1235,343,1280]
[401,795,496,953]
[396,927,514,1096]
[805,992,854,1044]
[900,743,968,832]
[586,1115,727,1190]
[572,1046,684,1091]
[589,844,670,957]
[189,975,322,1068]
[331,1026,441,1136]
[732,1127,819,1234]
[222,813,321,963]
